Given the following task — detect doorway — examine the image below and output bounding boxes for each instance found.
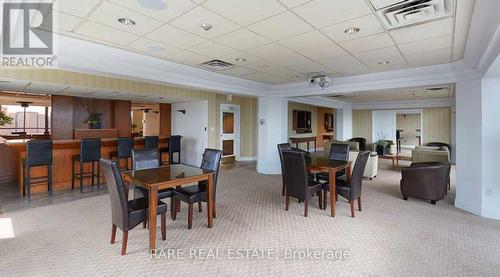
[220,104,240,161]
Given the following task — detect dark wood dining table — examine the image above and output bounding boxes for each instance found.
[122,164,215,252]
[309,156,352,217]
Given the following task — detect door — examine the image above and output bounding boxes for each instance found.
[220,104,240,159]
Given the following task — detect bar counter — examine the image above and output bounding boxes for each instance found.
[4,137,169,195]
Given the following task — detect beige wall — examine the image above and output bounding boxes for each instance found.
[352,110,373,143]
[288,102,318,138]
[423,107,451,144]
[396,113,421,146]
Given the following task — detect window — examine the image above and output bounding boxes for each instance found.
[0,105,51,135]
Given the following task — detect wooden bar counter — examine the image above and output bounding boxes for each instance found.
[5,137,169,195]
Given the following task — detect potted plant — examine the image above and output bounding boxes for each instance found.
[0,110,13,127]
[85,112,102,129]
[375,140,389,155]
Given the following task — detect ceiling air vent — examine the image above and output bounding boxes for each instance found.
[374,0,454,30]
[199,59,235,71]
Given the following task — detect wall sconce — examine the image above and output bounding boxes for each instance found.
[176,109,186,114]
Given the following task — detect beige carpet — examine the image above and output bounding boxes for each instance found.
[1,160,500,276]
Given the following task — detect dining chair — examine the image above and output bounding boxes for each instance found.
[316,142,350,183]
[282,149,323,217]
[100,158,167,256]
[22,139,53,201]
[172,148,222,229]
[109,137,134,171]
[277,143,292,196]
[322,151,370,217]
[159,135,182,165]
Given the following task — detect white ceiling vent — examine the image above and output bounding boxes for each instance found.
[374,0,454,30]
[199,59,235,71]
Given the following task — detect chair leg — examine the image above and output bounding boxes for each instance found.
[176,199,181,212]
[323,190,327,210]
[198,201,202,212]
[97,161,101,190]
[304,199,309,217]
[47,165,53,196]
[285,193,289,210]
[143,217,147,229]
[170,197,176,220]
[79,162,84,193]
[403,196,408,201]
[161,213,166,241]
[213,201,217,219]
[91,161,95,187]
[172,199,177,221]
[318,191,323,209]
[26,167,31,201]
[71,159,75,189]
[349,200,355,218]
[358,197,362,211]
[431,200,436,205]
[22,164,26,196]
[188,203,193,229]
[282,183,285,196]
[121,231,128,256]
[111,224,117,244]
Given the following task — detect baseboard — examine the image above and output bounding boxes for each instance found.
[455,199,482,217]
[481,208,500,220]
[237,157,256,161]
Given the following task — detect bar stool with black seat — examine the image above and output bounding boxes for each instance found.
[159,135,181,165]
[22,140,53,201]
[109,137,134,171]
[72,138,102,192]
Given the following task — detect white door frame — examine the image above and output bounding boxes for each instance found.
[220,104,240,160]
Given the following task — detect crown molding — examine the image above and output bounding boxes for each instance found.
[350,97,454,110]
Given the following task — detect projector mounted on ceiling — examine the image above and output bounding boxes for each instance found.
[307,72,333,89]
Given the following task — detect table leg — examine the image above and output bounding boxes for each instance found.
[329,169,336,217]
[314,140,317,152]
[148,187,158,253]
[207,173,214,228]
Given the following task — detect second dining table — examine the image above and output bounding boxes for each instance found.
[122,164,215,252]
[309,156,352,217]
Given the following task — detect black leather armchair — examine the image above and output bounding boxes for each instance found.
[100,159,167,255]
[348,137,367,151]
[400,162,451,204]
[282,149,323,217]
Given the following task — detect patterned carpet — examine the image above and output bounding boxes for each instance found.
[1,160,500,276]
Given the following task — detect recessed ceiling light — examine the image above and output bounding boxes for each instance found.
[146,46,165,53]
[138,0,167,10]
[235,58,246,62]
[201,23,213,31]
[118,18,136,26]
[378,60,390,65]
[344,27,360,35]
[291,75,300,79]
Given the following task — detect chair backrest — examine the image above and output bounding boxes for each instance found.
[277,143,292,174]
[200,148,222,194]
[80,138,101,162]
[117,137,134,158]
[329,143,350,161]
[144,136,159,150]
[132,149,159,170]
[100,158,128,230]
[349,137,367,151]
[425,142,451,152]
[282,149,309,200]
[26,139,52,166]
[169,135,182,153]
[349,151,370,200]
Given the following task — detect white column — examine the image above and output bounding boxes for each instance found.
[257,96,288,174]
[335,105,352,141]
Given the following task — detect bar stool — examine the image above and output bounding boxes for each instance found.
[72,138,101,192]
[22,140,53,201]
[109,137,134,171]
[159,135,181,165]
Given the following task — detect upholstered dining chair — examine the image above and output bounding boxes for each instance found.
[277,143,292,196]
[322,151,370,217]
[100,158,167,256]
[282,149,323,217]
[316,142,350,183]
[132,149,176,220]
[172,148,222,229]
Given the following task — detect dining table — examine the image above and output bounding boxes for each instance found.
[122,164,215,252]
[309,156,352,217]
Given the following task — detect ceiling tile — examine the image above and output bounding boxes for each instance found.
[287,60,332,74]
[76,21,139,46]
[188,41,238,58]
[300,43,348,60]
[247,43,309,66]
[368,0,403,9]
[405,47,452,67]
[55,12,82,32]
[146,24,206,49]
[354,46,401,63]
[55,0,101,17]
[279,0,313,8]
[165,50,211,65]
[214,29,270,51]
[321,14,385,42]
[242,72,289,85]
[320,55,371,75]
[219,52,273,69]
[293,0,372,28]
[398,35,452,55]
[88,1,163,36]
[109,0,196,23]
[278,31,332,52]
[203,0,286,26]
[340,33,394,53]
[128,38,181,57]
[362,55,407,71]
[247,11,313,41]
[220,67,256,76]
[169,6,240,39]
[390,17,453,44]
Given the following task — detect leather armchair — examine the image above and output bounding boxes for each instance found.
[400,162,451,204]
[348,137,367,151]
